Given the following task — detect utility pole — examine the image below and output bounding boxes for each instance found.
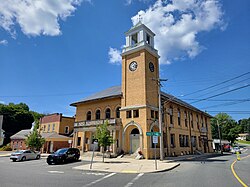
[153,78,167,161]
[216,120,223,155]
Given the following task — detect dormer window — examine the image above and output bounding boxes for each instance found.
[131,33,138,46]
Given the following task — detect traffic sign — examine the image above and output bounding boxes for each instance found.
[153,136,158,144]
[146,132,161,136]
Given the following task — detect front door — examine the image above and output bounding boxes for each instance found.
[130,128,140,154]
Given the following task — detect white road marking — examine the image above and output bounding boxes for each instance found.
[82,172,107,176]
[48,171,64,174]
[82,172,116,187]
[124,173,144,187]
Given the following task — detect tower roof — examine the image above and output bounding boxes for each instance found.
[125,21,155,36]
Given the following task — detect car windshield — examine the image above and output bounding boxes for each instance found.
[55,149,68,154]
[14,150,24,154]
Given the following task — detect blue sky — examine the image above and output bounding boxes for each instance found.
[0,0,249,121]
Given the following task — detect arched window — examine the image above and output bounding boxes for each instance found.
[116,107,121,118]
[96,109,101,120]
[105,108,111,119]
[86,111,91,121]
[131,128,139,134]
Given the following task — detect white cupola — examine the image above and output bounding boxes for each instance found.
[122,21,159,58]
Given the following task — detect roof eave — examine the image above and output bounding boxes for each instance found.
[70,94,122,107]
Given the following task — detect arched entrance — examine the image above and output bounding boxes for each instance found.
[130,128,140,153]
[123,121,143,154]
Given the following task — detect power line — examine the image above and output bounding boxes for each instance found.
[183,99,250,102]
[194,78,250,98]
[200,98,250,109]
[190,84,250,104]
[0,91,95,98]
[181,72,250,97]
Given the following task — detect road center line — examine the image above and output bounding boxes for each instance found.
[230,154,250,187]
[124,173,144,187]
[82,172,116,187]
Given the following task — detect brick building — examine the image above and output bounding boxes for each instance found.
[39,113,74,153]
[71,22,213,159]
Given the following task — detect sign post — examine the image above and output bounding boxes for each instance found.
[146,132,161,170]
[90,140,98,169]
[153,136,158,170]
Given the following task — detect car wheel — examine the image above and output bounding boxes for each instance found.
[47,161,52,165]
[74,156,79,161]
[21,156,26,161]
[61,158,65,164]
[36,155,40,159]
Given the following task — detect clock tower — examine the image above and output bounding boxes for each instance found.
[120,22,160,158]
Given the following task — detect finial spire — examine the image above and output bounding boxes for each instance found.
[138,14,143,23]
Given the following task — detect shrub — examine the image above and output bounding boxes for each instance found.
[0,144,12,151]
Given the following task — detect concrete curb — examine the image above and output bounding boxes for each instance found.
[0,154,11,157]
[73,160,180,174]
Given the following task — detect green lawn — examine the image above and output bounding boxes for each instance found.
[236,140,250,145]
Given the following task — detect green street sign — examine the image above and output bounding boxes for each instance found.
[146,132,153,136]
[154,132,161,136]
[146,132,161,136]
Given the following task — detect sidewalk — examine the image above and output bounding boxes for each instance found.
[0,151,12,157]
[74,155,180,174]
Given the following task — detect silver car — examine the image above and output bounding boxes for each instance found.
[10,150,41,162]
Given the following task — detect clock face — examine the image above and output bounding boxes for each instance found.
[129,61,138,71]
[149,62,154,72]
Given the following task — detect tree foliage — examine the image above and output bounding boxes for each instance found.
[25,127,45,151]
[95,120,114,162]
[0,102,43,145]
[211,113,241,143]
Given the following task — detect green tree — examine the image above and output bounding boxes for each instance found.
[0,103,34,145]
[25,124,45,151]
[211,113,241,144]
[95,120,114,162]
[238,118,250,141]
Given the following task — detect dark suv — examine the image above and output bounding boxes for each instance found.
[47,148,80,165]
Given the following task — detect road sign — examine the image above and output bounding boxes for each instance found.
[146,132,153,136]
[153,136,158,144]
[146,132,161,136]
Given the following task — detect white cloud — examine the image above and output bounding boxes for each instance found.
[0,101,5,104]
[0,40,8,46]
[131,0,225,64]
[126,0,150,5]
[0,0,83,37]
[115,0,224,65]
[108,47,122,64]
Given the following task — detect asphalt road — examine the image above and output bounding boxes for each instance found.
[0,147,249,187]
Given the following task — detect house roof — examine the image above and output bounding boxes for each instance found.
[70,85,212,117]
[10,129,31,140]
[70,86,122,106]
[40,132,71,139]
[161,92,212,117]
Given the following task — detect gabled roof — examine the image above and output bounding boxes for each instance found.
[161,92,212,117]
[70,85,211,117]
[40,132,71,139]
[70,86,122,106]
[10,129,31,140]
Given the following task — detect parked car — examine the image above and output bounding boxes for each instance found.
[231,147,241,154]
[10,150,41,162]
[46,148,80,165]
